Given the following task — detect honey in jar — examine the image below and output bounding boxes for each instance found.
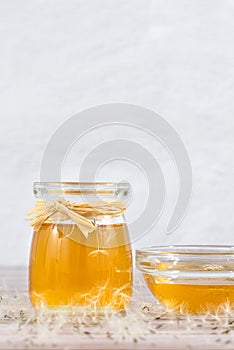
[28,182,132,311]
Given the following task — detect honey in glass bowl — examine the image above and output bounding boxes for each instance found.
[136,246,234,314]
[28,182,132,311]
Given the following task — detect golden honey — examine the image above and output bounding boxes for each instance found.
[29,223,132,311]
[144,274,234,314]
[136,246,234,314]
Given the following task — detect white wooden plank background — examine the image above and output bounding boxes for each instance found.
[0,267,234,350]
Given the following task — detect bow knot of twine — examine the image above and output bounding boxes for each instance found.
[54,198,69,212]
[27,199,126,238]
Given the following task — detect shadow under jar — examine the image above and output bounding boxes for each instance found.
[136,245,234,314]
[29,182,132,311]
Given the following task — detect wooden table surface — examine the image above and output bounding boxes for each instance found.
[0,267,234,350]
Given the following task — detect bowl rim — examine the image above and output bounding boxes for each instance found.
[136,245,234,255]
[135,245,234,278]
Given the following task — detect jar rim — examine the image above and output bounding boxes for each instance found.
[33,182,131,200]
[34,182,129,185]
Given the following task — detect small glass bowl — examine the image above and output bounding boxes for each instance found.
[136,245,234,314]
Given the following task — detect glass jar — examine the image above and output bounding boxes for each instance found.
[136,245,234,314]
[29,182,132,311]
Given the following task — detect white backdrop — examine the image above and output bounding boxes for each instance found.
[1,0,234,266]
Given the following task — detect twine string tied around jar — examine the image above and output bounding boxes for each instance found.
[27,198,126,238]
